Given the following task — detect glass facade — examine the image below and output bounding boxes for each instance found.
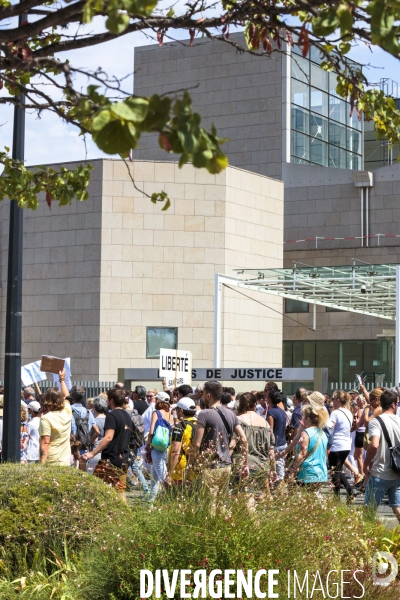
[282,339,394,394]
[291,49,363,169]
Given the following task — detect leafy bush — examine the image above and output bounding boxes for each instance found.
[0,464,128,572]
[0,465,399,599]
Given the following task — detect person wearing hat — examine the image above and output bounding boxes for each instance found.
[26,401,42,463]
[166,398,197,486]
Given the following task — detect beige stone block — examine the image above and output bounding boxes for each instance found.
[153,262,174,279]
[100,326,111,342]
[164,214,185,231]
[98,357,110,377]
[184,279,204,296]
[103,180,124,197]
[164,246,184,262]
[183,311,204,328]
[131,293,153,310]
[163,278,183,295]
[110,293,132,310]
[173,295,194,312]
[113,160,130,180]
[174,199,195,215]
[185,216,205,232]
[142,278,158,294]
[173,263,194,280]
[183,247,206,263]
[175,163,196,184]
[194,232,216,248]
[143,245,164,263]
[162,311,183,327]
[183,184,205,201]
[102,244,123,261]
[111,261,132,278]
[194,296,214,312]
[194,169,217,185]
[113,196,135,213]
[132,230,153,245]
[101,260,112,277]
[122,181,144,198]
[141,310,163,324]
[123,245,143,262]
[101,309,121,326]
[132,161,155,182]
[173,231,195,247]
[195,201,216,217]
[110,325,133,343]
[154,162,175,183]
[120,310,142,326]
[153,295,173,311]
[144,214,164,230]
[102,277,121,293]
[122,213,144,230]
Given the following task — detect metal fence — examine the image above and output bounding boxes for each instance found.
[330,381,395,391]
[0,381,116,399]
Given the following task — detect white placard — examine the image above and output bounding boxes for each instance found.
[159,348,191,387]
[21,361,48,387]
[53,358,72,391]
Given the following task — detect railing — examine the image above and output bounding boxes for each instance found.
[0,381,116,399]
[330,381,394,391]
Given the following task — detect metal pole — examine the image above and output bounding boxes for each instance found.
[214,273,222,368]
[313,303,316,331]
[396,266,400,386]
[3,11,26,461]
[365,187,369,248]
[360,188,364,247]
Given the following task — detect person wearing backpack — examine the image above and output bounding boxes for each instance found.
[188,381,249,500]
[67,386,96,471]
[125,401,149,495]
[364,389,400,522]
[166,397,198,486]
[145,392,174,501]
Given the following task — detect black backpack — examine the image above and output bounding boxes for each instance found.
[72,408,91,449]
[129,409,145,450]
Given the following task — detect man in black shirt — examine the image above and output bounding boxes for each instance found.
[82,387,132,498]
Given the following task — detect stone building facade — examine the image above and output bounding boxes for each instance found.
[0,159,284,381]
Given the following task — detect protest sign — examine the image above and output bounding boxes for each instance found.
[159,349,191,388]
[21,361,48,387]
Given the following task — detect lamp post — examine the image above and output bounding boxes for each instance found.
[2,13,26,462]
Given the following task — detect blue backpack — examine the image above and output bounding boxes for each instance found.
[151,410,172,452]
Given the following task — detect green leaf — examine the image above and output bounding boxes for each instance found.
[111,97,149,122]
[312,9,339,37]
[92,120,136,154]
[207,153,229,174]
[105,12,130,34]
[337,5,353,36]
[92,109,113,133]
[122,0,158,16]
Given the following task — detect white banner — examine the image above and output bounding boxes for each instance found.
[21,361,48,387]
[159,348,192,387]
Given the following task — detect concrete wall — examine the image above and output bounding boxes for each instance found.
[134,34,284,180]
[102,160,284,377]
[0,159,284,381]
[0,161,103,381]
[282,162,400,247]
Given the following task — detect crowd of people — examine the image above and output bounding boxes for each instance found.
[1,377,400,518]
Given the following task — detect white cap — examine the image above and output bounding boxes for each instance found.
[171,398,196,411]
[155,392,170,403]
[28,400,41,413]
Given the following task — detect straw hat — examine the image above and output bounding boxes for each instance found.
[307,391,325,410]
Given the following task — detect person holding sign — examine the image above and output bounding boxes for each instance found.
[39,369,72,466]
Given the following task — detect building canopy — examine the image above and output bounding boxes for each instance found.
[233,262,399,320]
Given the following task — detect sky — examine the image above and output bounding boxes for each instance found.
[1,14,399,166]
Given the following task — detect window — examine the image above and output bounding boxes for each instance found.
[285,298,309,313]
[146,327,178,359]
[326,306,345,312]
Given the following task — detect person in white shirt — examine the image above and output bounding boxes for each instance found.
[364,389,400,522]
[328,390,356,501]
[26,400,42,463]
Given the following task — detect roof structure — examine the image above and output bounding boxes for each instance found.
[233,262,399,320]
